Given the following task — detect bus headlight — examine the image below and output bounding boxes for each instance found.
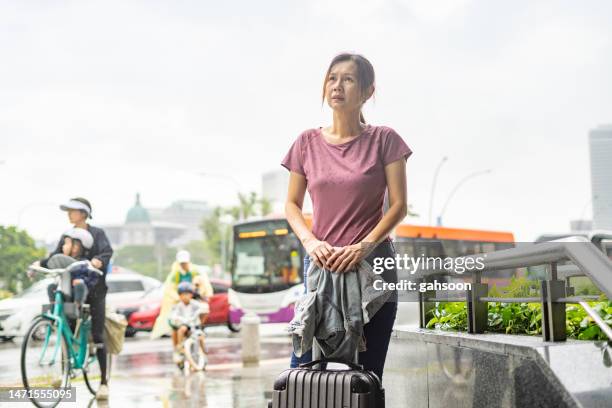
[228,289,241,309]
[280,284,304,308]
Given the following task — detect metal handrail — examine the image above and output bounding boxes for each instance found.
[424,237,612,297]
[418,236,612,341]
[579,301,612,340]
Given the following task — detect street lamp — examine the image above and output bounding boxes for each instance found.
[428,156,448,225]
[436,169,492,226]
[196,173,241,273]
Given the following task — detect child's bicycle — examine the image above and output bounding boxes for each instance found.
[20,261,111,408]
[175,320,208,374]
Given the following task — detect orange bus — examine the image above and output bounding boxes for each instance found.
[394,224,515,258]
[392,224,516,286]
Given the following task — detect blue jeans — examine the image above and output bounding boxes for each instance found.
[289,241,398,380]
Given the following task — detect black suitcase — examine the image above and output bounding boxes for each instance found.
[268,357,385,408]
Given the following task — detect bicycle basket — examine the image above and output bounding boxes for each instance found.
[104,311,128,355]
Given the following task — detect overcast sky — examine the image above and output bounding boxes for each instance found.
[1,0,611,243]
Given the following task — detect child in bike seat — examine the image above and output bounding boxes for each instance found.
[44,227,99,311]
[169,282,209,362]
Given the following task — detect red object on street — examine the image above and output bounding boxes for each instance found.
[116,279,233,336]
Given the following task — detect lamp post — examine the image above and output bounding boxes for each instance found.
[428,156,448,225]
[196,172,241,273]
[436,169,492,226]
[577,197,595,230]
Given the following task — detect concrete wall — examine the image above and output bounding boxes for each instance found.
[384,327,612,408]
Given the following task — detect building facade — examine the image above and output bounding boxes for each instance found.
[104,194,210,248]
[589,125,612,230]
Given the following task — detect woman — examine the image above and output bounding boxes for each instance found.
[37,197,113,400]
[282,53,412,380]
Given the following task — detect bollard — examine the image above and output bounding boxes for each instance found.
[241,312,261,365]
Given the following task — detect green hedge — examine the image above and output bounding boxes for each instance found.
[426,300,612,341]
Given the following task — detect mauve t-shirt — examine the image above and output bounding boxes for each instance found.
[281,125,412,247]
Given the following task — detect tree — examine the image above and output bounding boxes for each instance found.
[236,192,272,220]
[184,240,209,265]
[113,245,178,280]
[200,207,224,266]
[199,191,271,269]
[0,226,46,293]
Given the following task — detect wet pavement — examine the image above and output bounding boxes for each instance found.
[0,324,293,407]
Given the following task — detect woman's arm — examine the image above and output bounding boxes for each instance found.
[285,171,334,268]
[327,158,408,272]
[90,228,113,271]
[362,158,408,244]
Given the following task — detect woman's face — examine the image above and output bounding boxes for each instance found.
[325,60,363,113]
[67,209,87,224]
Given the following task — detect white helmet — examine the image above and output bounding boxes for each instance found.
[64,227,94,250]
[176,250,190,263]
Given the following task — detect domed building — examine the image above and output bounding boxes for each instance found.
[126,193,151,223]
[104,193,191,248]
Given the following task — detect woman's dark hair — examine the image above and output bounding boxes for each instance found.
[322,53,375,123]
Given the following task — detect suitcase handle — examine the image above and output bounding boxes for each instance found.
[299,358,363,371]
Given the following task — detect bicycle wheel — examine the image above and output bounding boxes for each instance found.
[184,335,207,371]
[21,317,70,408]
[83,345,112,395]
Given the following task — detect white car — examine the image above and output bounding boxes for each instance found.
[0,273,161,341]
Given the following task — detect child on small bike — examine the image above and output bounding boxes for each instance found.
[42,227,99,311]
[169,282,209,363]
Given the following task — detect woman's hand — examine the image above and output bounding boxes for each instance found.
[62,238,72,256]
[303,237,335,268]
[326,242,376,273]
[91,258,103,270]
[27,261,40,279]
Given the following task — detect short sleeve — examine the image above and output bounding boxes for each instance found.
[281,133,306,176]
[381,127,412,166]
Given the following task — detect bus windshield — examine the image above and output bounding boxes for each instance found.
[232,234,302,290]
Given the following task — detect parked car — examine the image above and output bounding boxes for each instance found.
[0,278,53,341]
[0,272,161,341]
[115,285,163,337]
[116,278,238,337]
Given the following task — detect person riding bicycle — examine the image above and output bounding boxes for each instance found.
[151,250,213,339]
[43,227,99,312]
[169,282,209,364]
[31,197,113,400]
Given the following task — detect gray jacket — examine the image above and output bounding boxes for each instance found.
[288,260,393,362]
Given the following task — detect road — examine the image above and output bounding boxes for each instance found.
[0,324,293,407]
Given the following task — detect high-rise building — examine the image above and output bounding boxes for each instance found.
[262,169,289,205]
[589,125,612,230]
